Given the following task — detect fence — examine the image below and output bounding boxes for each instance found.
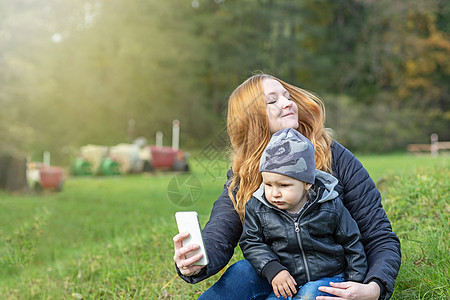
[407,134,450,155]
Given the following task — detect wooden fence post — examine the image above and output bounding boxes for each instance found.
[431,133,438,157]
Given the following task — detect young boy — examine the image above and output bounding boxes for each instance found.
[239,128,367,300]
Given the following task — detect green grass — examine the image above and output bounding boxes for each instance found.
[380,165,449,299]
[0,154,448,299]
[357,153,447,182]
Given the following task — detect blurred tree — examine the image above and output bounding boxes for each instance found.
[188,0,322,114]
[346,0,450,145]
[0,0,60,154]
[290,0,449,150]
[18,0,222,158]
[1,0,448,159]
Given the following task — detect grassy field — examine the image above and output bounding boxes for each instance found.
[0,153,448,299]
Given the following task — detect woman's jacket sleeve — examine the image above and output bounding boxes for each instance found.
[176,169,243,284]
[331,142,401,299]
[334,201,368,282]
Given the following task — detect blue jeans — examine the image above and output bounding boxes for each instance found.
[198,260,272,300]
[265,273,345,300]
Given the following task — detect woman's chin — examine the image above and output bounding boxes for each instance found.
[283,123,299,130]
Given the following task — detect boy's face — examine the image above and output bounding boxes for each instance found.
[261,172,312,214]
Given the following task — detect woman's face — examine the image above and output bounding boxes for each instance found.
[262,78,299,135]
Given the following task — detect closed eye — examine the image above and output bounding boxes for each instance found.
[266,98,277,105]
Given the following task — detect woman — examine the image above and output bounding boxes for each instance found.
[173,74,401,299]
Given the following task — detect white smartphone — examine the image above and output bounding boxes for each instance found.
[175,211,209,266]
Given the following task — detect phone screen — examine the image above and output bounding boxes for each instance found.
[175,211,209,265]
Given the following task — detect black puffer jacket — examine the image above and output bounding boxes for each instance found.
[177,141,401,299]
[239,170,367,285]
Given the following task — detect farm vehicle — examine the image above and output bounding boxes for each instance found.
[70,143,189,176]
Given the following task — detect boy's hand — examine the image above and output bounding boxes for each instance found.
[272,270,297,298]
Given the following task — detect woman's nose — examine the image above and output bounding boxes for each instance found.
[280,96,292,108]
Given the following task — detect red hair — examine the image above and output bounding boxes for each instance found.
[227,74,333,222]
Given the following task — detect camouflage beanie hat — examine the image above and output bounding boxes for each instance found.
[259,128,315,184]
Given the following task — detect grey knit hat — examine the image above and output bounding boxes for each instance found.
[260,128,315,184]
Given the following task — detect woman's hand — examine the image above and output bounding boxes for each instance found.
[173,232,206,276]
[316,281,380,300]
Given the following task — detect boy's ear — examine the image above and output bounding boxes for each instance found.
[305,183,313,190]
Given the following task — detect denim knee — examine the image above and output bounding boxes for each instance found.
[296,274,345,299]
[219,259,267,288]
[296,282,322,300]
[228,259,256,276]
[198,259,271,300]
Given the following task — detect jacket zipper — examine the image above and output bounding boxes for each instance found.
[266,186,324,283]
[292,189,322,283]
[294,221,311,282]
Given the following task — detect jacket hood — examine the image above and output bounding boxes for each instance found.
[253,169,339,207]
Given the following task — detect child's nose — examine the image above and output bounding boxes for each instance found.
[272,187,281,197]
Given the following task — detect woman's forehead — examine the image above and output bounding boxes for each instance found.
[262,78,287,94]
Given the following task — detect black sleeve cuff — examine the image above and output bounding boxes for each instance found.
[370,278,386,300]
[175,263,207,284]
[261,261,288,284]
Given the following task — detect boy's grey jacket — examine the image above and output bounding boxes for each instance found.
[239,170,368,285]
